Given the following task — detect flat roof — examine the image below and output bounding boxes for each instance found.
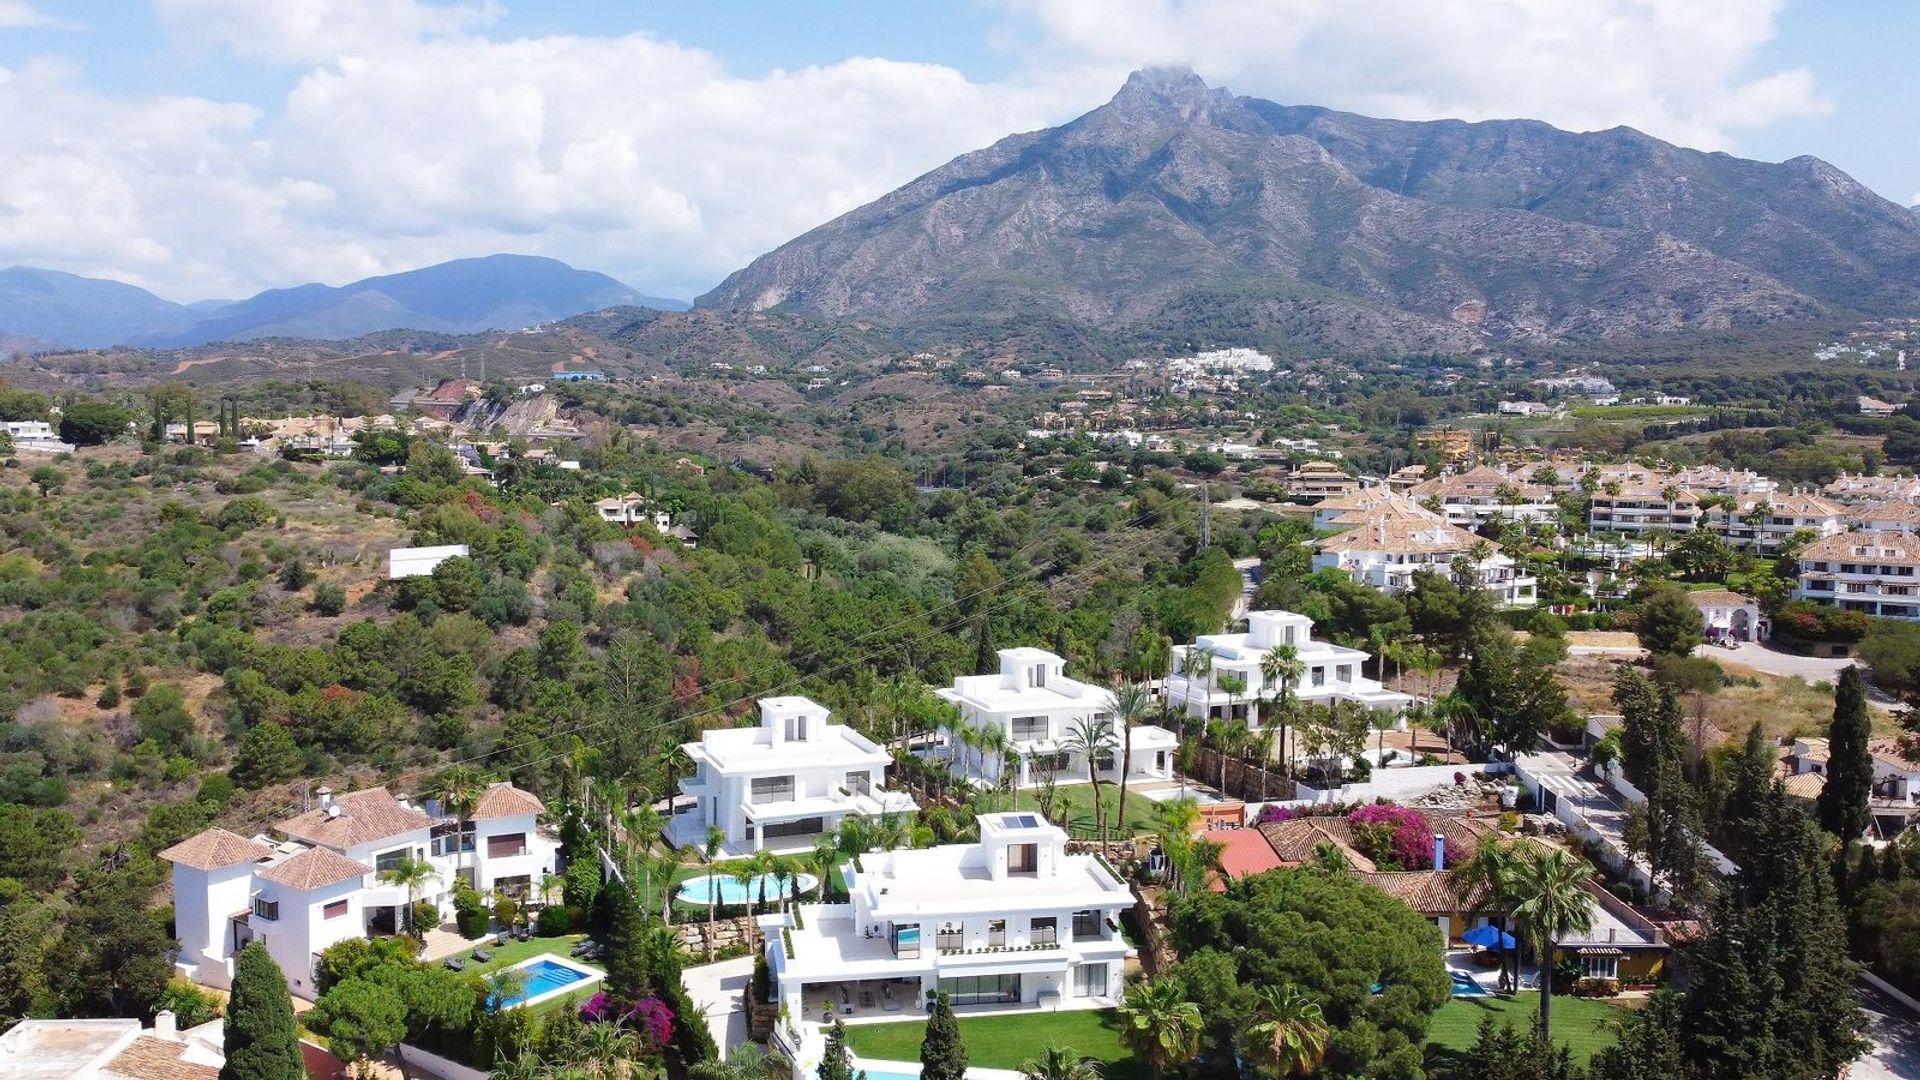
[859,846,1129,917]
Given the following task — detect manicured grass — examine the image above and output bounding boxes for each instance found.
[1022,782,1166,839]
[843,1007,1139,1078]
[1426,994,1627,1066]
[464,932,592,975]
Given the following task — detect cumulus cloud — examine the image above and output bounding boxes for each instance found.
[0,2,82,30]
[0,0,1844,300]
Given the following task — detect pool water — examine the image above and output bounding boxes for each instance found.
[675,871,819,906]
[495,959,594,1009]
[1450,972,1491,998]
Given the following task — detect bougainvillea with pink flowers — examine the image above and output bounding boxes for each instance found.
[1345,803,1435,870]
[581,992,674,1046]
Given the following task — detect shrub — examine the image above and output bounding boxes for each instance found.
[312,582,347,616]
[535,904,573,936]
[1346,803,1435,870]
[452,886,490,938]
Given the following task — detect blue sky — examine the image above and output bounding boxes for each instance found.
[0,0,1911,302]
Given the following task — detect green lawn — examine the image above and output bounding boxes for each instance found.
[843,1008,1139,1079]
[463,932,592,975]
[1016,783,1165,839]
[1427,994,1627,1066]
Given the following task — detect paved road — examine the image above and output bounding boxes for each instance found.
[682,955,755,1059]
[1718,640,1857,682]
[1850,983,1920,1080]
[1231,557,1261,620]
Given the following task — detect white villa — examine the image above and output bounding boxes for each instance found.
[766,812,1131,1068]
[670,696,917,855]
[161,782,556,999]
[1313,501,1537,608]
[933,648,1178,790]
[1164,610,1412,725]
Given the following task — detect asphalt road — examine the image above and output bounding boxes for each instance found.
[1851,983,1920,1080]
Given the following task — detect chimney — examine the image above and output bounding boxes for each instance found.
[1433,833,1446,871]
[152,1010,177,1041]
[317,786,334,810]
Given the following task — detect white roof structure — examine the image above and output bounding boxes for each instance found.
[387,543,470,579]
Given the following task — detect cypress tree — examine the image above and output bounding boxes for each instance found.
[221,941,304,1080]
[603,878,649,1003]
[818,1019,856,1080]
[1588,990,1688,1080]
[1819,666,1873,843]
[919,991,968,1080]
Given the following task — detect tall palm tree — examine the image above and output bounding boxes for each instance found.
[1109,681,1153,840]
[1117,978,1202,1079]
[1178,648,1214,794]
[976,723,1013,799]
[1370,709,1398,769]
[1446,838,1521,990]
[809,835,839,901]
[1260,645,1304,779]
[377,856,440,937]
[1509,846,1597,1035]
[438,765,486,889]
[1019,1045,1103,1080]
[1062,715,1118,848]
[1246,984,1329,1079]
[703,825,726,962]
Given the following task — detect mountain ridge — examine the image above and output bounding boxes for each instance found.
[700,69,1920,351]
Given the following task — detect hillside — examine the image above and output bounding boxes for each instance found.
[701,69,1920,352]
[0,267,199,350]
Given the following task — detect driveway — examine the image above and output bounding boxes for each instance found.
[1850,983,1920,1080]
[682,955,755,1058]
[1717,641,1855,683]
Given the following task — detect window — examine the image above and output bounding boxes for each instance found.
[988,919,1006,947]
[431,827,474,857]
[936,922,965,951]
[374,848,409,874]
[1072,910,1102,941]
[893,924,920,959]
[1581,953,1619,980]
[1031,665,1048,688]
[1284,626,1296,645]
[252,897,279,921]
[1031,917,1058,945]
[1012,716,1048,741]
[938,973,1019,1006]
[845,771,871,796]
[1336,664,1352,683]
[323,899,349,920]
[750,775,795,804]
[487,832,527,858]
[1073,963,1109,998]
[784,715,809,742]
[1311,668,1326,688]
[1009,843,1038,874]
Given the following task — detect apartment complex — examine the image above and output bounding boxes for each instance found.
[1313,499,1536,608]
[1794,531,1920,620]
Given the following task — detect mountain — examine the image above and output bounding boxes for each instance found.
[0,267,199,350]
[701,70,1920,350]
[137,254,685,347]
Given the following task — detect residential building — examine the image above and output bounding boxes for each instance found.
[1406,464,1558,527]
[1794,531,1920,620]
[766,812,1131,1065]
[1823,472,1920,504]
[1671,466,1777,499]
[1495,400,1552,416]
[162,782,556,998]
[0,1012,224,1079]
[1860,395,1902,416]
[1414,429,1474,463]
[1691,589,1764,644]
[1588,483,1700,537]
[1285,461,1357,501]
[1164,610,1411,727]
[670,696,916,855]
[388,543,470,579]
[593,492,673,529]
[1313,503,1536,607]
[1785,736,1920,839]
[1,419,75,454]
[1311,487,1417,531]
[933,648,1177,790]
[1701,492,1847,552]
[1845,499,1920,534]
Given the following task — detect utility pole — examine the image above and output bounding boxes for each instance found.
[1200,481,1212,549]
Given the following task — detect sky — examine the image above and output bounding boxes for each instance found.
[0,0,1913,304]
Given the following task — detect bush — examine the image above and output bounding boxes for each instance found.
[1346,803,1435,870]
[312,582,347,616]
[452,886,489,938]
[535,904,573,936]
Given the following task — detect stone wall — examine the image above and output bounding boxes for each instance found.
[674,914,758,956]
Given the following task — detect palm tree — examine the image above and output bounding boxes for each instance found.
[692,1043,780,1080]
[706,822,725,957]
[1260,645,1304,779]
[438,765,486,889]
[486,966,528,1010]
[809,836,839,902]
[377,856,440,937]
[1062,715,1118,848]
[1447,838,1521,990]
[1117,978,1202,1079]
[578,1022,640,1075]
[1019,1045,1103,1080]
[1109,682,1153,839]
[1509,846,1597,1035]
[976,723,1013,800]
[1370,709,1398,769]
[1246,984,1329,1079]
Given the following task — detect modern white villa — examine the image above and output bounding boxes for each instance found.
[669,696,917,855]
[933,647,1178,790]
[766,812,1132,1068]
[161,782,557,999]
[1165,610,1412,724]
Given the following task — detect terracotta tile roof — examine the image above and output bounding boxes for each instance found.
[1359,871,1461,913]
[1782,772,1826,800]
[1869,737,1920,773]
[278,788,431,850]
[1409,465,1549,502]
[1688,589,1753,609]
[1799,530,1920,567]
[1848,499,1920,525]
[1205,828,1284,891]
[1317,509,1494,556]
[158,827,273,872]
[1753,492,1846,518]
[257,847,372,891]
[105,1036,220,1080]
[470,782,544,820]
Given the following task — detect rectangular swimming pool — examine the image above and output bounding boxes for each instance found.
[492,955,604,1010]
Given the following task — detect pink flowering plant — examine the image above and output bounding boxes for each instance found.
[1345,803,1435,870]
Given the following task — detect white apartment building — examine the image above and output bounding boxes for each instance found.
[1,419,75,454]
[1671,465,1777,499]
[766,812,1131,1068]
[1314,507,1537,608]
[1406,465,1558,528]
[934,648,1177,790]
[162,783,556,998]
[1823,473,1920,504]
[1784,736,1920,839]
[1701,492,1847,552]
[671,696,916,855]
[1164,610,1411,727]
[1795,531,1920,621]
[1845,500,1920,534]
[1588,483,1700,537]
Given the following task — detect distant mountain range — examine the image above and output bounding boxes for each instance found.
[702,69,1920,351]
[0,254,687,351]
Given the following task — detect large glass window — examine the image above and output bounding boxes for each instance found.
[1072,910,1102,941]
[844,771,871,796]
[1009,843,1038,874]
[252,897,279,921]
[374,848,409,873]
[1011,717,1048,741]
[1073,963,1109,997]
[1581,953,1619,980]
[750,775,795,804]
[938,973,1019,1006]
[486,832,527,858]
[988,919,1007,947]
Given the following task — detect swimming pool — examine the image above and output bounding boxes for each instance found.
[676,871,819,906]
[491,955,605,1010]
[1450,971,1491,998]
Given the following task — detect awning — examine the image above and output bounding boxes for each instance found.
[1577,946,1624,957]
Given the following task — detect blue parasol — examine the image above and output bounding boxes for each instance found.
[1462,924,1516,950]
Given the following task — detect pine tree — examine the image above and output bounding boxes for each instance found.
[1819,666,1873,843]
[1716,722,1775,866]
[818,1019,856,1080]
[1588,990,1689,1080]
[603,878,650,1004]
[919,991,968,1080]
[221,941,304,1080]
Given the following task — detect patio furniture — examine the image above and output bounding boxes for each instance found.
[444,958,465,972]
[515,925,532,942]
[860,991,877,1010]
[472,948,493,963]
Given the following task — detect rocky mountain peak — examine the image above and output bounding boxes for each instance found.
[1105,67,1233,122]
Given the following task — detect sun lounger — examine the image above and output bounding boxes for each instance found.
[471,948,493,963]
[444,958,465,972]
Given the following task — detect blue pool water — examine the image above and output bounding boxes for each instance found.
[676,872,819,905]
[495,959,594,1009]
[1450,972,1491,998]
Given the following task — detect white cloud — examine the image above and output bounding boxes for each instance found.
[0,2,82,30]
[0,0,1844,302]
